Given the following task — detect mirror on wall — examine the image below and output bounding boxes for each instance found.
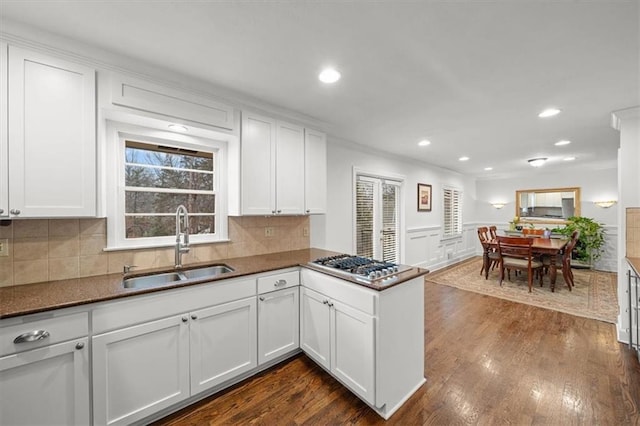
[515,187,581,221]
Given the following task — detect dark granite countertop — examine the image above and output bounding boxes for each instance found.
[627,257,640,277]
[0,248,429,319]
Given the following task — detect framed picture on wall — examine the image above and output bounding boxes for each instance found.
[418,183,432,212]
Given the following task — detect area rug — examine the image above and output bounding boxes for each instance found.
[425,257,619,323]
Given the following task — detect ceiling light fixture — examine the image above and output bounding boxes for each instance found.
[538,108,561,118]
[555,140,571,146]
[484,167,493,171]
[459,156,470,161]
[528,157,547,167]
[318,68,341,84]
[594,200,617,208]
[563,156,576,161]
[491,202,505,209]
[168,124,188,132]
[418,139,431,146]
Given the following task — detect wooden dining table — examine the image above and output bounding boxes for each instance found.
[483,237,569,292]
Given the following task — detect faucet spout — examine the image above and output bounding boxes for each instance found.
[175,205,190,268]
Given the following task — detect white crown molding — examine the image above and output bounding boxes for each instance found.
[611,106,640,130]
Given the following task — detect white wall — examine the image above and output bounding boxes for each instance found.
[311,138,477,270]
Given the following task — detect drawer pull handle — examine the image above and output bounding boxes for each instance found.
[191,314,198,320]
[14,330,50,344]
[75,342,85,350]
[274,279,287,287]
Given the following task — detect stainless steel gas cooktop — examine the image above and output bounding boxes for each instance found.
[309,254,413,286]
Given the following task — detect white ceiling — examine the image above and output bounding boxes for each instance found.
[1,1,638,178]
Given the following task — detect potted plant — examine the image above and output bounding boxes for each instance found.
[554,216,606,269]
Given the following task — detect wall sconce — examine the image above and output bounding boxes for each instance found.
[491,203,506,209]
[594,200,617,208]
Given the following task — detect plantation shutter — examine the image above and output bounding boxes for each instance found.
[443,187,462,238]
[381,182,399,263]
[355,175,401,262]
[356,178,374,258]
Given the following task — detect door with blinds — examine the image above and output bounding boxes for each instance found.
[355,175,401,263]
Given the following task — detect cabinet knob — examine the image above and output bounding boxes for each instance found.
[75,342,85,350]
[277,210,282,214]
[272,210,276,214]
[10,209,20,215]
[259,296,265,301]
[191,314,198,320]
[328,302,334,308]
[274,279,287,287]
[0,208,4,214]
[306,209,310,214]
[182,316,188,323]
[323,300,329,305]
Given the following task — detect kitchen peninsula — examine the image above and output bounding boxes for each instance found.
[0,248,428,424]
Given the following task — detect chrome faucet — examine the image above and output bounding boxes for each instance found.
[175,204,190,268]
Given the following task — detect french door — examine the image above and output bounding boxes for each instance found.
[355,174,401,263]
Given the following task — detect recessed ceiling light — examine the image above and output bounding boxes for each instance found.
[484,167,493,171]
[538,108,561,118]
[318,68,341,84]
[555,140,571,146]
[418,139,431,147]
[459,156,470,161]
[564,156,576,161]
[528,157,548,167]
[168,124,188,132]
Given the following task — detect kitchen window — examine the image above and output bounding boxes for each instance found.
[443,186,462,238]
[106,122,228,249]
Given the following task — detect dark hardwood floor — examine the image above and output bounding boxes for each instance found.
[153,281,640,425]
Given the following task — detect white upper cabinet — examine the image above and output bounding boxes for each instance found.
[6,46,96,217]
[241,112,277,215]
[304,129,327,214]
[275,121,305,214]
[240,111,326,216]
[110,75,235,130]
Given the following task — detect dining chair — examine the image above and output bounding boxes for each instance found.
[489,225,498,240]
[543,230,580,290]
[496,236,544,292]
[478,227,500,278]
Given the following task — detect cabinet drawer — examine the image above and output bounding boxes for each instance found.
[0,311,88,356]
[301,269,377,315]
[258,270,299,294]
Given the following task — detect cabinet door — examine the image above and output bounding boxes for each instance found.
[241,112,276,215]
[258,287,299,365]
[0,338,89,426]
[300,287,331,370]
[0,42,7,218]
[190,297,257,395]
[275,121,305,214]
[92,315,190,426]
[331,300,375,405]
[7,46,96,217]
[304,129,327,214]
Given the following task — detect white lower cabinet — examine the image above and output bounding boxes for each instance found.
[258,286,300,364]
[92,297,257,426]
[190,298,257,394]
[300,286,375,405]
[92,315,190,426]
[300,269,425,419]
[0,338,90,426]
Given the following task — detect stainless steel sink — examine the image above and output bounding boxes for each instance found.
[181,265,234,280]
[123,264,234,289]
[123,272,185,289]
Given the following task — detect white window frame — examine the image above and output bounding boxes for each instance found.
[105,121,229,250]
[442,185,463,240]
